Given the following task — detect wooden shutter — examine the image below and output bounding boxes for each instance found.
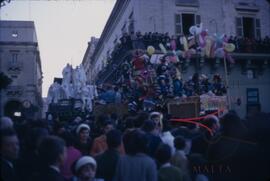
[195,15,201,25]
[255,18,261,39]
[175,14,182,35]
[236,17,243,37]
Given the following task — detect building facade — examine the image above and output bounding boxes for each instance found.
[84,0,270,118]
[82,36,99,84]
[0,20,43,120]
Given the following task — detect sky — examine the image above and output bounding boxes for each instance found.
[0,0,116,97]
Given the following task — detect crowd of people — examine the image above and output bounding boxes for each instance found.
[97,47,227,113]
[110,31,270,59]
[96,31,270,111]
[1,109,270,181]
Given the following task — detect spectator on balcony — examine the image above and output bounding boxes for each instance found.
[132,50,146,76]
[114,87,122,104]
[102,85,116,104]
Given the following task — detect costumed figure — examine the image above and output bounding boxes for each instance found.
[47,82,62,104]
[212,74,226,96]
[131,49,146,77]
[62,63,72,86]
[72,66,82,98]
[81,85,93,112]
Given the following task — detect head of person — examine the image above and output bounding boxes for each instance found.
[141,120,156,134]
[123,130,148,155]
[134,112,149,128]
[106,129,122,150]
[149,112,163,129]
[74,156,97,181]
[125,117,135,130]
[59,130,75,147]
[76,124,90,143]
[0,117,13,130]
[174,136,186,151]
[202,115,220,135]
[102,120,114,134]
[74,116,83,124]
[27,127,49,151]
[38,135,66,166]
[0,128,20,161]
[220,110,242,136]
[155,144,172,166]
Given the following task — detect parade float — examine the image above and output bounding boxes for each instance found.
[46,64,98,120]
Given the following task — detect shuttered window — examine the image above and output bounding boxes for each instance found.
[175,14,182,35]
[255,19,261,39]
[236,17,243,37]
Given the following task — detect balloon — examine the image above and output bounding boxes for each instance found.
[224,43,235,52]
[147,46,155,55]
[189,23,203,35]
[159,43,167,54]
[189,26,197,35]
[180,37,188,51]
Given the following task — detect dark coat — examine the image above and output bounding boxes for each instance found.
[35,167,65,181]
[95,149,120,181]
[1,158,16,181]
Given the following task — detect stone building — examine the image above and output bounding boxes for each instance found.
[82,36,99,84]
[83,0,270,118]
[0,20,43,120]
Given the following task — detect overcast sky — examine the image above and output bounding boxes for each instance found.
[0,0,116,97]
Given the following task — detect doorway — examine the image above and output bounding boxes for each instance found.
[243,17,254,38]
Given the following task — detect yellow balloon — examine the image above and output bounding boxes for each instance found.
[224,43,235,52]
[147,46,155,55]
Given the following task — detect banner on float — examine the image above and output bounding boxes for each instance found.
[200,95,227,112]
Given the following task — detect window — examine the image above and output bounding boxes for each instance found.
[255,19,261,39]
[12,53,18,64]
[236,17,260,38]
[236,17,243,37]
[246,88,259,104]
[175,14,182,35]
[175,13,200,35]
[121,23,127,34]
[128,20,134,34]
